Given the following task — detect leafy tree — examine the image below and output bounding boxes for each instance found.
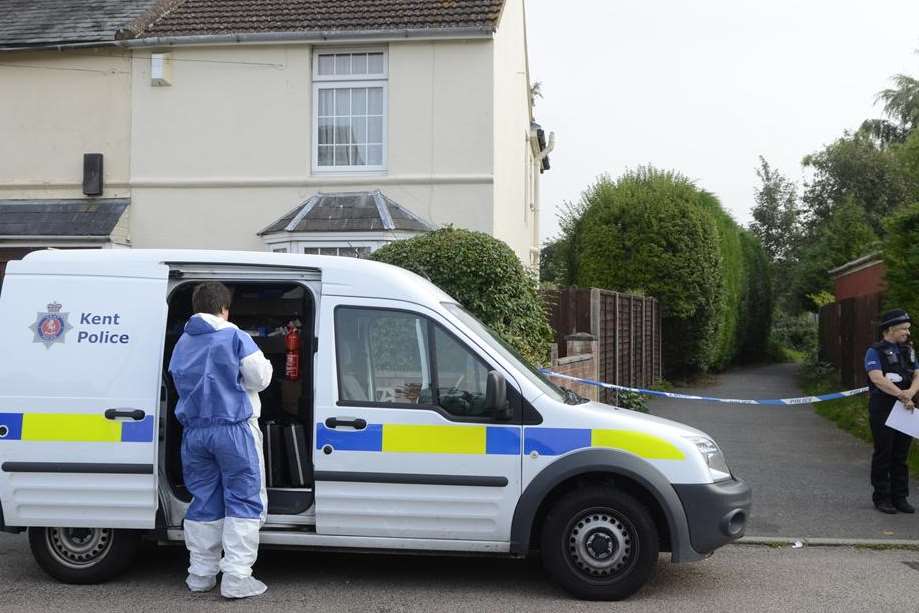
[877,73,919,131]
[859,49,919,146]
[539,196,587,286]
[539,238,566,285]
[861,72,919,146]
[370,227,553,365]
[883,202,919,320]
[801,132,912,234]
[894,128,919,181]
[750,156,802,263]
[788,197,879,312]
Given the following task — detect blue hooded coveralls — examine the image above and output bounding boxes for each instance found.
[169,313,273,597]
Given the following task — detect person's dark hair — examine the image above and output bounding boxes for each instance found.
[192,282,232,315]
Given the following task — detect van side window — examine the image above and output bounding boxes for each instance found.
[336,308,432,404]
[334,307,495,419]
[432,325,490,417]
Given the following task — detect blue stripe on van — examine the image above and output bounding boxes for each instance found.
[524,427,591,456]
[485,426,521,455]
[120,416,155,443]
[315,423,383,452]
[0,413,23,441]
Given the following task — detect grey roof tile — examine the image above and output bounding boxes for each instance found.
[0,198,129,236]
[0,0,162,46]
[259,191,434,235]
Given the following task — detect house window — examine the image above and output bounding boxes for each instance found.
[303,246,371,258]
[313,49,387,172]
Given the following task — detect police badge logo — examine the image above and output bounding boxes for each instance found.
[29,301,73,348]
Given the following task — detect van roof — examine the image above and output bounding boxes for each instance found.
[18,248,456,307]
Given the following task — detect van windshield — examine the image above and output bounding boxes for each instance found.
[444,302,567,404]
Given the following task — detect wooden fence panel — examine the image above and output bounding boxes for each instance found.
[542,288,662,403]
[819,293,884,389]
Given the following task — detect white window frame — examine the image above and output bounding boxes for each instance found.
[312,47,388,174]
[312,48,388,82]
[302,244,374,258]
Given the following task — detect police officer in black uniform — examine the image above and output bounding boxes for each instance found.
[865,309,919,514]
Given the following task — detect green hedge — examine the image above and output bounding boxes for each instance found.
[883,202,919,318]
[699,191,743,368]
[738,231,773,359]
[566,167,771,374]
[370,227,553,366]
[568,169,722,373]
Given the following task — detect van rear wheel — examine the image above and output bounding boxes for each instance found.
[28,527,139,584]
[541,487,658,600]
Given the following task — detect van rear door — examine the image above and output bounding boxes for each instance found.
[0,259,168,529]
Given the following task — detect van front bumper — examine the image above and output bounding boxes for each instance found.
[673,478,751,555]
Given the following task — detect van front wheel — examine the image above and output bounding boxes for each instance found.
[28,527,139,584]
[541,487,659,600]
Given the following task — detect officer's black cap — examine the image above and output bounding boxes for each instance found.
[880,309,911,333]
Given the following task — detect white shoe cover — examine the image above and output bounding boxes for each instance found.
[184,518,224,579]
[186,573,217,592]
[221,574,267,599]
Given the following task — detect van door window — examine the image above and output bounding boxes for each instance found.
[432,324,490,417]
[335,306,496,419]
[336,308,432,404]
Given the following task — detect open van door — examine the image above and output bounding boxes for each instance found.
[0,259,168,529]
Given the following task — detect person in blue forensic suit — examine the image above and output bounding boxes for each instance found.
[169,282,273,598]
[865,309,919,514]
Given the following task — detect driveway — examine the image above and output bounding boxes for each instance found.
[648,362,919,540]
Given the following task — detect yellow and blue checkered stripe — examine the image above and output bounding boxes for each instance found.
[0,412,154,443]
[316,424,684,460]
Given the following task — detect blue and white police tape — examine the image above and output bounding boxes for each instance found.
[541,370,868,405]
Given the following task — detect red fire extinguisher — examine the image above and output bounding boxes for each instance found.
[285,324,301,381]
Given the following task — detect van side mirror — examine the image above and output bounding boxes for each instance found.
[486,371,511,421]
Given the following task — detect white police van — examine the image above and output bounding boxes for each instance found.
[0,249,750,601]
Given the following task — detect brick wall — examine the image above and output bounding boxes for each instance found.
[834,261,887,301]
[548,333,600,402]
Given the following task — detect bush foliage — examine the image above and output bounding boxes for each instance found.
[883,202,919,318]
[370,227,553,366]
[562,167,771,374]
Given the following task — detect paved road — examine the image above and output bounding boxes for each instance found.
[649,362,919,540]
[1,534,918,612]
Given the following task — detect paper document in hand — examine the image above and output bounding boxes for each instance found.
[885,401,919,438]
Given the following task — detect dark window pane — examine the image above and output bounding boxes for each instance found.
[433,325,490,417]
[335,308,432,404]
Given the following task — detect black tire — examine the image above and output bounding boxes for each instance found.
[541,487,659,601]
[28,527,139,584]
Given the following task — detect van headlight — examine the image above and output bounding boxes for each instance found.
[688,436,732,482]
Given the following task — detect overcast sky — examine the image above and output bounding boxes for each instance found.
[527,0,919,243]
